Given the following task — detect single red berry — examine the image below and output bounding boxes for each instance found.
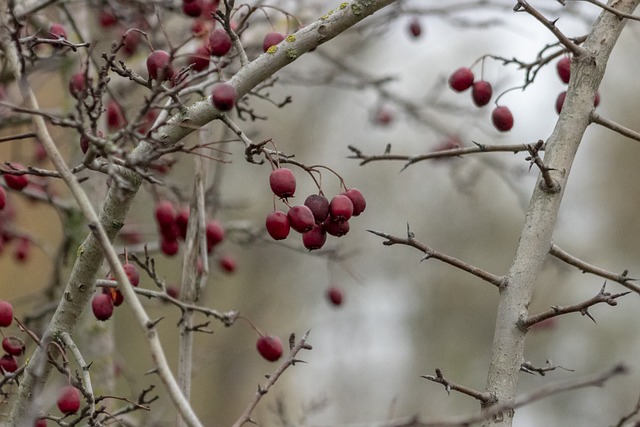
[2,336,25,356]
[256,335,283,362]
[35,418,47,427]
[219,255,236,273]
[106,99,126,131]
[374,108,393,126]
[91,293,114,321]
[491,106,514,132]
[155,200,176,227]
[166,285,180,299]
[4,163,29,191]
[146,50,173,82]
[189,45,210,72]
[203,0,220,18]
[342,188,366,217]
[68,72,87,99]
[160,237,179,256]
[0,354,18,373]
[57,385,81,414]
[159,221,180,241]
[471,81,492,107]
[176,207,189,240]
[323,219,350,237]
[206,220,225,252]
[208,29,232,56]
[329,195,354,221]
[183,0,204,17]
[448,67,474,92]
[287,205,315,233]
[211,83,237,111]
[262,32,285,52]
[408,18,422,38]
[0,301,14,327]
[269,168,296,198]
[265,211,290,240]
[302,224,327,250]
[98,8,118,27]
[304,194,329,223]
[122,30,140,56]
[0,187,6,210]
[326,286,343,306]
[555,91,566,114]
[48,23,67,40]
[14,238,31,263]
[556,57,571,84]
[122,263,139,287]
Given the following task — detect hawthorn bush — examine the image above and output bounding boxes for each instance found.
[1,1,640,426]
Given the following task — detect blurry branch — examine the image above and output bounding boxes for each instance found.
[520,360,573,376]
[591,112,640,143]
[231,331,312,427]
[368,225,504,288]
[549,243,640,294]
[614,393,640,427]
[576,0,640,21]
[0,131,36,143]
[421,368,494,404]
[520,283,630,329]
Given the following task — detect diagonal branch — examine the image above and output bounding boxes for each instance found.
[421,368,494,404]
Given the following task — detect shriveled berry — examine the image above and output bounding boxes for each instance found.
[91,293,114,321]
[206,220,225,252]
[256,335,282,361]
[323,219,350,237]
[471,81,492,107]
[189,45,210,72]
[448,67,474,92]
[326,286,343,306]
[183,0,203,17]
[2,336,24,356]
[491,106,514,132]
[103,286,124,306]
[265,211,290,240]
[211,83,237,111]
[329,195,353,221]
[0,301,15,327]
[557,57,571,84]
[0,354,18,373]
[342,188,366,217]
[262,32,285,52]
[57,385,81,414]
[287,205,315,233]
[302,224,326,250]
[4,164,29,191]
[269,168,296,198]
[219,255,236,273]
[68,72,88,99]
[155,200,176,227]
[304,194,329,223]
[208,29,232,56]
[146,50,173,81]
[408,18,422,38]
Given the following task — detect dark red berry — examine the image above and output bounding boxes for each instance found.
[269,168,296,198]
[326,286,343,306]
[0,354,18,373]
[557,57,571,84]
[166,285,180,299]
[287,205,315,233]
[491,106,514,132]
[35,418,47,427]
[103,286,124,307]
[374,108,393,126]
[323,219,350,237]
[448,67,474,92]
[408,18,422,38]
[265,211,290,240]
[176,207,189,240]
[555,91,566,114]
[98,8,118,27]
[91,293,114,321]
[256,335,283,361]
[302,224,326,250]
[4,163,29,191]
[182,0,203,17]
[122,30,140,56]
[262,32,285,52]
[189,45,210,72]
[159,221,180,241]
[219,255,236,273]
[304,194,329,223]
[106,99,126,131]
[2,337,24,356]
[161,237,179,256]
[471,81,492,107]
[206,220,225,252]
[48,23,67,40]
[68,72,87,99]
[146,50,173,81]
[342,188,366,217]
[122,263,139,287]
[0,187,5,209]
[329,195,353,221]
[155,200,176,227]
[211,83,237,111]
[208,29,232,56]
[57,385,81,414]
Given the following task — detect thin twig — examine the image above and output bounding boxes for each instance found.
[421,368,494,404]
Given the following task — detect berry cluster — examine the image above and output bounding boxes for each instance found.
[554,57,600,114]
[448,67,513,132]
[0,301,24,375]
[265,167,366,250]
[91,261,140,321]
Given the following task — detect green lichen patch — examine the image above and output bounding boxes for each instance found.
[286,48,298,60]
[340,2,348,9]
[351,3,362,15]
[286,34,296,43]
[267,45,278,54]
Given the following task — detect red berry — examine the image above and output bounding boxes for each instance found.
[323,219,350,237]
[269,168,296,198]
[374,108,393,126]
[159,221,180,241]
[219,255,236,273]
[4,163,29,191]
[408,18,422,38]
[14,238,31,263]
[329,195,353,221]
[57,385,81,414]
[155,200,176,227]
[448,67,474,92]
[594,90,601,107]
[191,19,207,37]
[189,45,210,72]
[555,91,566,114]
[256,335,283,361]
[122,263,139,287]
[0,187,6,210]
[211,83,237,111]
[326,286,343,306]
[183,0,203,17]
[79,133,90,153]
[302,224,326,250]
[48,23,67,40]
[146,50,173,82]
[208,29,232,56]
[265,211,290,240]
[98,8,118,27]
[557,57,571,84]
[2,336,25,356]
[161,237,179,256]
[0,354,18,373]
[491,106,514,132]
[206,220,225,252]
[176,207,189,240]
[342,188,366,217]
[287,205,315,233]
[0,301,15,327]
[103,286,124,307]
[262,32,285,52]
[304,194,329,223]
[122,30,140,56]
[35,418,47,427]
[471,81,492,107]
[106,99,126,131]
[166,285,180,299]
[68,72,87,99]
[91,293,114,321]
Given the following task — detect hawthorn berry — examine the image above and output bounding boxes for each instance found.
[48,23,67,40]
[211,83,237,111]
[166,286,180,299]
[323,219,350,237]
[182,0,204,17]
[408,18,422,38]
[122,263,140,286]
[98,8,118,27]
[35,418,47,427]
[0,301,14,327]
[161,237,179,256]
[329,195,354,221]
[0,187,5,210]
[122,30,140,56]
[2,336,25,356]
[91,293,114,321]
[374,108,393,126]
[471,81,492,107]
[256,335,283,361]
[302,224,327,250]
[448,67,474,92]
[103,286,124,307]
[208,29,232,56]
[262,32,285,52]
[269,168,296,198]
[189,45,210,72]
[146,50,173,82]
[0,354,18,373]
[106,99,126,131]
[326,286,344,306]
[155,200,176,227]
[160,221,180,241]
[491,106,514,132]
[557,57,571,84]
[342,188,366,217]
[68,72,88,99]
[265,211,290,240]
[287,205,315,233]
[4,164,29,191]
[206,220,225,252]
[57,385,81,414]
[304,194,329,223]
[219,255,236,273]
[176,207,190,239]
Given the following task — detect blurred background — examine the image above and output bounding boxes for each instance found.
[1,1,640,426]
